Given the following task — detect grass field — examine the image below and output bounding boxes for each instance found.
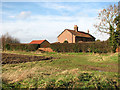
[2,51,119,89]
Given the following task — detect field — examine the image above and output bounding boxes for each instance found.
[2,51,119,89]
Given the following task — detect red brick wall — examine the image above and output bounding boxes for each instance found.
[58,30,75,43]
[40,40,50,48]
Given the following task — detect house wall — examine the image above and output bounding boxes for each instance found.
[40,40,50,48]
[58,30,75,43]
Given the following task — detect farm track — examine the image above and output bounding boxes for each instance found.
[1,53,53,64]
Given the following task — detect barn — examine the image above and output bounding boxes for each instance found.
[29,40,50,48]
[29,40,53,52]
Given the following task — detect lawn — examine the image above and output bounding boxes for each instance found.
[2,51,119,89]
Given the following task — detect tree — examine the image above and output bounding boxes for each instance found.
[0,33,20,51]
[114,15,120,46]
[94,4,118,52]
[96,39,101,42]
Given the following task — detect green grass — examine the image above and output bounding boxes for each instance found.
[2,51,119,89]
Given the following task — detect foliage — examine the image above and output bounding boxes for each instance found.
[114,15,120,46]
[96,39,100,42]
[51,41,112,53]
[2,72,118,89]
[94,4,118,34]
[5,43,39,51]
[94,4,118,52]
[0,33,20,51]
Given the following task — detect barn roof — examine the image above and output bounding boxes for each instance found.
[58,29,95,39]
[29,40,45,44]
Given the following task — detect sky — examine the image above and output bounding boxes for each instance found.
[1,1,118,43]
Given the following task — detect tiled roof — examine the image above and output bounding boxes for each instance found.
[67,30,95,38]
[29,40,45,44]
[58,29,95,39]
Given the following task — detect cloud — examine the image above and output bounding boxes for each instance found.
[2,2,113,43]
[9,15,15,18]
[9,11,31,19]
[17,11,31,19]
[38,3,71,11]
[2,14,109,43]
[37,2,80,14]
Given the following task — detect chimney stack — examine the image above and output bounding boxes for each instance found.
[87,29,89,33]
[74,25,78,32]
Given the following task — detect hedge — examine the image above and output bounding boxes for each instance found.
[5,43,39,51]
[5,41,112,53]
[50,41,112,53]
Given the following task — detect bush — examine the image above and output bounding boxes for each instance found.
[51,41,112,53]
[5,43,39,51]
[5,44,10,50]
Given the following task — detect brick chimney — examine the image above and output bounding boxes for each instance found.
[87,29,89,33]
[74,25,78,32]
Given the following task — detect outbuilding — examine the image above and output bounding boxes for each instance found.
[29,40,50,48]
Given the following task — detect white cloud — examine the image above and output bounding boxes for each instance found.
[17,11,31,19]
[9,15,15,18]
[37,3,79,12]
[9,11,31,19]
[2,14,109,43]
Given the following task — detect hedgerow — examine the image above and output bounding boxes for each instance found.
[5,43,39,51]
[51,41,112,53]
[5,41,112,53]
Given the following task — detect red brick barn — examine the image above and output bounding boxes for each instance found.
[29,40,50,48]
[29,40,53,52]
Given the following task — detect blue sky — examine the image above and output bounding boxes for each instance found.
[1,2,118,43]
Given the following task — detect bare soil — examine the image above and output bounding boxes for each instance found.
[1,53,53,64]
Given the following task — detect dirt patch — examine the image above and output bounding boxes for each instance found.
[78,64,117,72]
[99,63,118,66]
[1,53,54,64]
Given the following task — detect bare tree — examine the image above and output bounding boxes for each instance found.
[94,4,119,52]
[94,4,118,34]
[0,33,20,51]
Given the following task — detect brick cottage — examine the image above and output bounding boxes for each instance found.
[57,25,95,43]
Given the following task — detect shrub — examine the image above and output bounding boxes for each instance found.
[5,44,10,50]
[51,41,112,53]
[5,43,39,51]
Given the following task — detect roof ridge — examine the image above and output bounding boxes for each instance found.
[29,40,46,44]
[58,29,95,39]
[67,29,95,39]
[32,40,45,41]
[67,29,86,33]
